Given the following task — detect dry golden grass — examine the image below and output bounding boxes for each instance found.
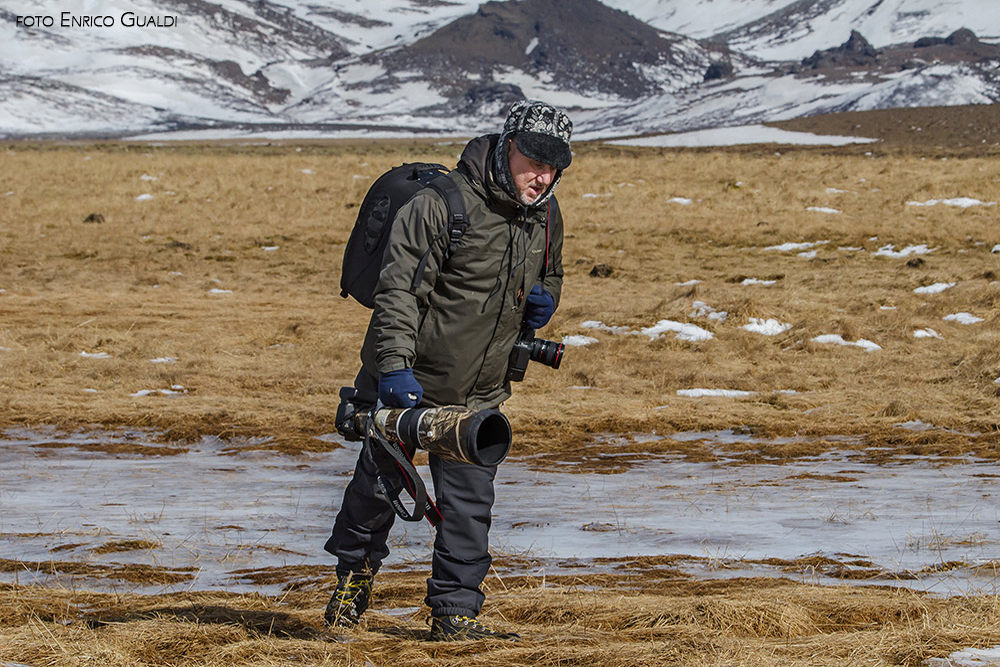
[2,571,999,666]
[2,139,998,462]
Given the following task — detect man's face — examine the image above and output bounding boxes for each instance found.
[508,140,557,206]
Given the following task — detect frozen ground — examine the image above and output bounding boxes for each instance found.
[0,428,997,598]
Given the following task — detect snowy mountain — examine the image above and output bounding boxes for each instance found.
[1,0,998,139]
[605,0,1000,59]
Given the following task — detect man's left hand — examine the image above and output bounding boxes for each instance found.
[524,285,555,329]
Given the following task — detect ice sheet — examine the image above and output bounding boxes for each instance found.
[1,428,997,597]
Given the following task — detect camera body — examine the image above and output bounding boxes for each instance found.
[335,386,366,441]
[506,328,565,382]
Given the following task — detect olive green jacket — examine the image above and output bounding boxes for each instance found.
[359,134,564,409]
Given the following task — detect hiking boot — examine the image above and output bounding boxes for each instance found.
[429,614,520,642]
[324,573,373,628]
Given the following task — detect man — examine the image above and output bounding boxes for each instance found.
[324,100,571,641]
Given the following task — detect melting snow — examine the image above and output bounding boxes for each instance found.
[690,301,728,322]
[807,206,841,214]
[907,198,996,208]
[914,282,957,294]
[667,197,694,205]
[562,335,598,347]
[742,278,777,286]
[581,320,635,335]
[134,194,154,202]
[208,288,233,294]
[743,318,792,336]
[765,241,828,252]
[79,351,111,359]
[943,313,984,325]
[677,388,753,398]
[914,329,943,339]
[149,357,178,364]
[874,244,934,258]
[812,334,882,352]
[130,385,188,397]
[641,320,714,342]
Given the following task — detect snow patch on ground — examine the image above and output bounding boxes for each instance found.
[690,301,728,322]
[129,385,188,397]
[765,241,828,252]
[812,334,882,352]
[581,319,714,342]
[914,282,957,294]
[677,389,754,398]
[943,313,984,325]
[743,318,792,336]
[908,198,996,208]
[874,244,935,258]
[642,320,715,342]
[562,335,598,347]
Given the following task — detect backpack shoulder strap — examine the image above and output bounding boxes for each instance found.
[426,175,468,257]
[409,172,469,294]
[542,195,559,278]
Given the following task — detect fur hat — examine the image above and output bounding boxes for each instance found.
[503,100,573,170]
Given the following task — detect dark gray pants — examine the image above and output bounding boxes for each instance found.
[325,373,498,618]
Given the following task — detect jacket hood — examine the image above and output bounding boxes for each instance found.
[458,134,561,213]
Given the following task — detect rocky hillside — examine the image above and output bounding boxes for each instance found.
[0,0,998,139]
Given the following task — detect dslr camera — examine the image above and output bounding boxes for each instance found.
[506,328,565,382]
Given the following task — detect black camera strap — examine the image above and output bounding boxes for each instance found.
[363,414,442,527]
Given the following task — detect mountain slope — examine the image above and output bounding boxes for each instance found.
[717,0,1000,60]
[1,0,999,139]
[284,0,731,131]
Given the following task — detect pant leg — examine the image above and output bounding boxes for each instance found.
[324,446,396,577]
[324,368,393,576]
[424,454,498,617]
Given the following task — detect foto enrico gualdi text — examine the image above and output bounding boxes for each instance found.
[16,13,178,28]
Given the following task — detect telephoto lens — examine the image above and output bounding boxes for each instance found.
[373,406,512,466]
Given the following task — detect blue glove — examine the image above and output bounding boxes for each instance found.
[378,369,423,408]
[524,285,555,329]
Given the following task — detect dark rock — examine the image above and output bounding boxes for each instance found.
[946,28,979,46]
[704,61,734,81]
[801,30,879,70]
[589,264,613,278]
[455,82,525,116]
[82,213,105,224]
[906,257,925,268]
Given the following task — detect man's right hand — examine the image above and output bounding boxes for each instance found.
[378,369,424,408]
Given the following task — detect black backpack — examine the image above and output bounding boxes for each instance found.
[340,163,467,308]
